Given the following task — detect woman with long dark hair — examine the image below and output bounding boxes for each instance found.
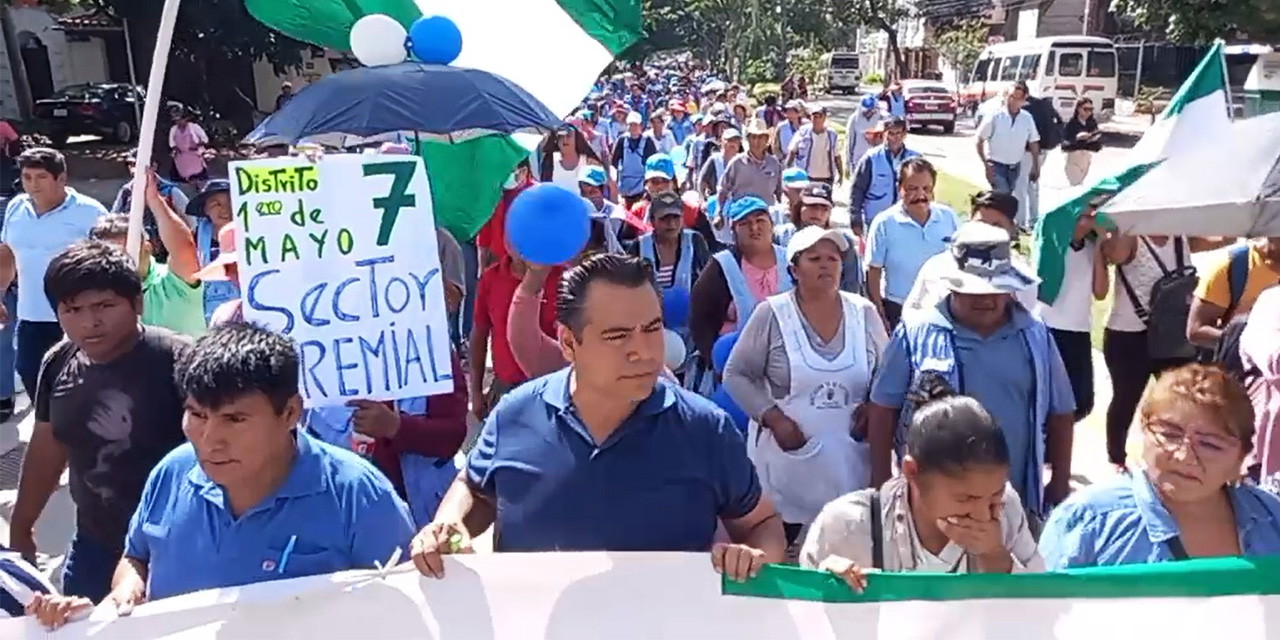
[539,124,604,192]
[1061,98,1101,186]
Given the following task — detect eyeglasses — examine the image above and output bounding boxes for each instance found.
[1145,419,1241,461]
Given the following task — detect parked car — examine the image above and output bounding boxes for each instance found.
[901,80,957,134]
[33,83,184,147]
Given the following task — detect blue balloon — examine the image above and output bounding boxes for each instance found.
[506,183,590,266]
[669,145,688,169]
[408,16,463,65]
[706,196,718,218]
[711,331,739,374]
[710,387,749,435]
[662,288,690,328]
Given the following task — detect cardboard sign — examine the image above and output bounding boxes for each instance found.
[229,154,453,407]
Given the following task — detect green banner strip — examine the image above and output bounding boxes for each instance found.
[723,556,1280,603]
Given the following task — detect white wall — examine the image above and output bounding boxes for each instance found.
[252,48,348,113]
[0,6,74,119]
[63,37,108,87]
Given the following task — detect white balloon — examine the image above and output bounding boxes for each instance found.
[663,329,687,371]
[350,14,408,67]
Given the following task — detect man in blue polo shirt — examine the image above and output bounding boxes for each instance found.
[0,148,106,400]
[864,157,961,331]
[411,253,785,581]
[26,323,415,628]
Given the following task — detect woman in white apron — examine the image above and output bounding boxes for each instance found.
[722,226,889,545]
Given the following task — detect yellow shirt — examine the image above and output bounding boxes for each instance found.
[1193,243,1280,316]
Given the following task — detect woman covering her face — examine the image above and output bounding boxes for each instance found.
[1041,364,1280,568]
[801,386,1043,589]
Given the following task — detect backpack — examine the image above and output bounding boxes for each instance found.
[1117,237,1198,360]
[1028,97,1064,151]
[1211,244,1263,382]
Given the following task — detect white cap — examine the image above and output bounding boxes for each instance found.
[785,226,850,263]
[625,111,643,125]
[936,221,1040,295]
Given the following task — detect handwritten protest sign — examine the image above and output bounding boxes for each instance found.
[229,154,452,407]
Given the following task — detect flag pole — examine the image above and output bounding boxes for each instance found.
[125,0,183,261]
[1215,39,1236,121]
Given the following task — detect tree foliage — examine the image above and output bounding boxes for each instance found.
[634,0,914,82]
[88,0,310,70]
[933,19,987,89]
[1110,0,1280,43]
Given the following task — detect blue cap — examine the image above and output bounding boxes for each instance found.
[860,94,879,110]
[644,154,676,181]
[726,196,769,223]
[782,167,809,187]
[578,165,607,187]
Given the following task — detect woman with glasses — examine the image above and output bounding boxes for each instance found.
[1040,364,1280,569]
[1061,98,1101,186]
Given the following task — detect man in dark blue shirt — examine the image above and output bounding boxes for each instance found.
[411,254,784,581]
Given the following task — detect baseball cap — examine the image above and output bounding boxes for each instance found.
[578,165,607,187]
[726,196,769,223]
[810,104,828,115]
[644,154,676,181]
[860,94,879,110]
[721,127,742,141]
[785,226,850,263]
[784,99,805,112]
[782,167,809,188]
[800,182,833,206]
[650,191,683,218]
[937,222,1040,295]
[626,111,643,125]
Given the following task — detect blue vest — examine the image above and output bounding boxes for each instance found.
[712,247,794,331]
[619,137,647,197]
[640,230,696,293]
[896,309,1055,514]
[669,116,694,145]
[303,397,457,528]
[793,126,839,175]
[195,217,241,323]
[888,93,907,118]
[861,145,921,226]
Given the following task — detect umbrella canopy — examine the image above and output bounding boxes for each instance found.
[1103,112,1280,237]
[245,62,562,147]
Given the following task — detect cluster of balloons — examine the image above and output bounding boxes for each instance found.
[349,13,463,67]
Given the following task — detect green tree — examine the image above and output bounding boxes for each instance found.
[1110,0,1280,43]
[933,19,988,90]
[833,0,911,80]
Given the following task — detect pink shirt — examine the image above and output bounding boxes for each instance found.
[1241,287,1280,490]
[720,259,781,335]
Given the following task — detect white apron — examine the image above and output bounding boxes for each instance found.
[746,292,873,525]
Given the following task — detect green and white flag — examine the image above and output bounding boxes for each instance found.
[243,0,643,118]
[1035,41,1230,304]
[241,0,643,241]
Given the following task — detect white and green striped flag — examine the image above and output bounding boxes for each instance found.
[1035,41,1231,304]
[243,0,643,118]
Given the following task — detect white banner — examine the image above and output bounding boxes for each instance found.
[230,154,453,407]
[0,553,1266,639]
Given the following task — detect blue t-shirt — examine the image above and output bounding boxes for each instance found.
[467,368,762,552]
[2,189,106,321]
[124,431,415,600]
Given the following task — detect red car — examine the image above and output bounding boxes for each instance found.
[902,80,957,134]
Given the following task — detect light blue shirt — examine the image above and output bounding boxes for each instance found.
[124,430,415,601]
[1,189,106,321]
[870,301,1075,502]
[1040,471,1280,570]
[866,203,960,303]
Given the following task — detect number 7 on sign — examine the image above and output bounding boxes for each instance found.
[363,161,418,247]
